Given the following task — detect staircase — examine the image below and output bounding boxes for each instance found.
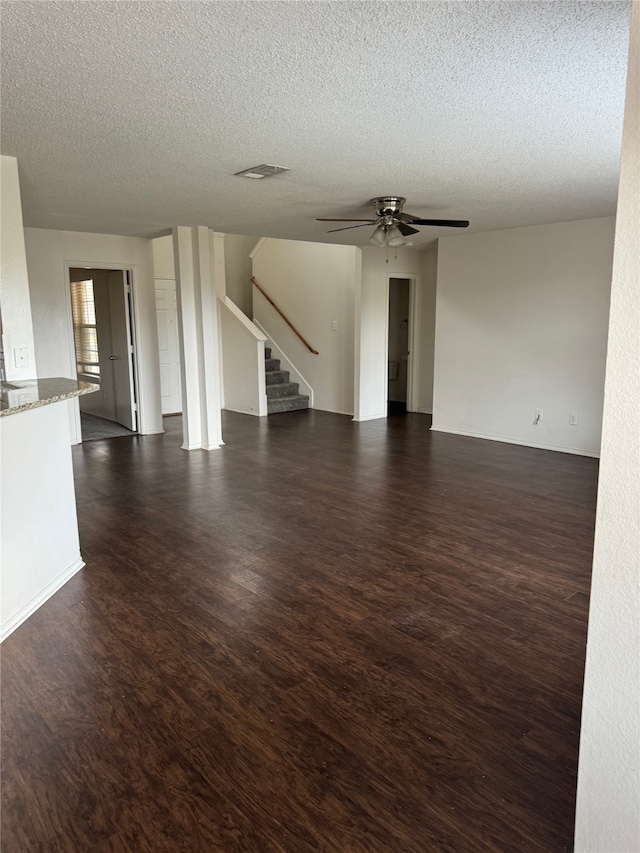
[264,347,309,414]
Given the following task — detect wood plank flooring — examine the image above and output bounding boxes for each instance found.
[1,410,598,852]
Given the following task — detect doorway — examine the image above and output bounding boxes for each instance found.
[69,268,138,441]
[387,277,411,414]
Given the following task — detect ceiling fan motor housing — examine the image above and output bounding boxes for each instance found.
[372,196,406,218]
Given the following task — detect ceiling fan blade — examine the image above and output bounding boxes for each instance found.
[397,223,419,237]
[326,223,376,233]
[408,219,470,228]
[316,218,376,222]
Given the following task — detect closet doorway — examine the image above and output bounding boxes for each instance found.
[387,277,412,414]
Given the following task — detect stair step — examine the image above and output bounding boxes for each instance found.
[264,358,281,372]
[267,395,309,414]
[264,347,272,360]
[266,382,300,399]
[265,370,290,385]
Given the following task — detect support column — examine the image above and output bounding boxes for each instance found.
[210,231,227,412]
[173,226,224,451]
[173,226,202,450]
[195,227,223,450]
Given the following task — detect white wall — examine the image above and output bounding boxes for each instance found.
[432,217,615,455]
[417,248,438,415]
[224,233,259,315]
[253,238,359,415]
[152,234,175,279]
[24,228,163,440]
[575,4,640,850]
[1,401,83,640]
[0,156,36,381]
[355,247,424,420]
[219,297,267,416]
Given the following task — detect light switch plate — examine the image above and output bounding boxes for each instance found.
[13,348,29,368]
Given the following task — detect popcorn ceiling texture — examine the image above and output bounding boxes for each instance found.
[0,1,632,244]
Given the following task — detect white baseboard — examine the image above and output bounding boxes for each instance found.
[430,426,600,458]
[142,428,165,435]
[182,440,225,450]
[1,556,85,643]
[353,412,387,422]
[416,408,433,415]
[225,404,352,418]
[223,406,267,417]
[312,407,353,416]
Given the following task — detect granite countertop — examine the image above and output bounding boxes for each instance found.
[0,377,99,418]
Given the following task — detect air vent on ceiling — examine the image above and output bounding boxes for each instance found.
[235,164,289,179]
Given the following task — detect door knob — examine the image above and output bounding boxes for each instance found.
[109,355,118,360]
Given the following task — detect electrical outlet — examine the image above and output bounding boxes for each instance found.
[331,320,338,331]
[569,413,578,426]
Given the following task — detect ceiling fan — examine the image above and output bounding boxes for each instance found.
[317,196,469,246]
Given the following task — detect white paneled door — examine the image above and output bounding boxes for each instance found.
[155,278,182,415]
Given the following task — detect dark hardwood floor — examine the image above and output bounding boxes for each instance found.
[1,410,598,852]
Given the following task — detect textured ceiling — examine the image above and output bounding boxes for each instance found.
[0,1,632,246]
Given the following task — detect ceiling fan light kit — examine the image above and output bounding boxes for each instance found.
[369,224,388,246]
[368,223,409,248]
[318,196,470,246]
[386,226,405,247]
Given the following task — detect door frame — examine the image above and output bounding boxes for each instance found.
[64,261,141,444]
[384,273,421,413]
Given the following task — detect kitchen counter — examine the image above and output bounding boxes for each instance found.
[1,377,98,417]
[1,377,98,640]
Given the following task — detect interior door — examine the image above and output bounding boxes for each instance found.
[107,271,137,431]
[155,278,182,415]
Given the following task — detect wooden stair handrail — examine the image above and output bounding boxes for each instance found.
[251,277,319,355]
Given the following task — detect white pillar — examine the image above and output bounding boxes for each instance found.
[211,231,227,411]
[574,4,640,851]
[173,226,224,451]
[352,249,363,421]
[173,226,202,450]
[194,227,223,450]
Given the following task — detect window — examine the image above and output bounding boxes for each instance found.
[70,279,100,378]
